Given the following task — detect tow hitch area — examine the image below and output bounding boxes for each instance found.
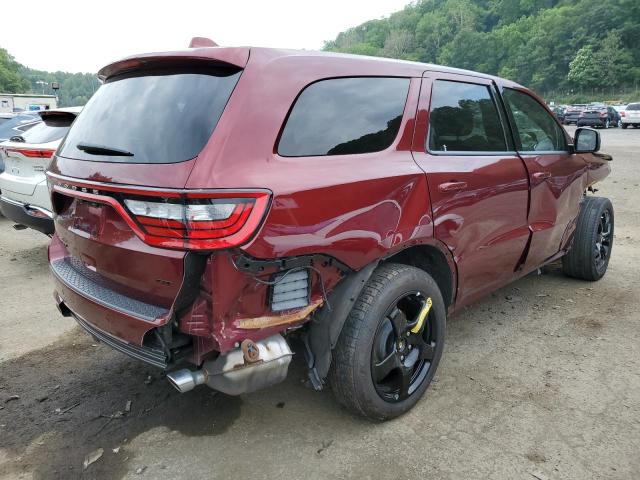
[166,334,293,395]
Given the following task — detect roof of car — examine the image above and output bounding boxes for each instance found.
[99,46,516,87]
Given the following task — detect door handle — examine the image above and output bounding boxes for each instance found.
[533,171,551,180]
[438,181,468,193]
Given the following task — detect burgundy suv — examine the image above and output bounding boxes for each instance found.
[47,44,612,420]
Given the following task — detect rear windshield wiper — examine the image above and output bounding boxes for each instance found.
[10,135,25,143]
[76,142,134,157]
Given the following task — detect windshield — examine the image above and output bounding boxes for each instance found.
[58,66,242,164]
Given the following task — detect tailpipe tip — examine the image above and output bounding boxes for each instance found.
[166,369,206,393]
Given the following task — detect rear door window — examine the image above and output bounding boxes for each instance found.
[502,88,566,152]
[58,66,242,163]
[278,77,409,157]
[428,80,508,153]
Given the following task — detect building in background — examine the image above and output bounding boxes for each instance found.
[0,94,57,113]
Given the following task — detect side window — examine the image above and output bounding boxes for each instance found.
[428,80,507,153]
[503,88,566,152]
[277,77,409,157]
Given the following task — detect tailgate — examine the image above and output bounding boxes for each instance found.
[581,111,604,119]
[0,147,49,195]
[51,187,186,309]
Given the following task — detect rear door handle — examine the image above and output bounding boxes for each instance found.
[438,181,468,193]
[533,171,552,180]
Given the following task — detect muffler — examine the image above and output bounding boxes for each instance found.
[166,334,293,396]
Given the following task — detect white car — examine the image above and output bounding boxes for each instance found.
[0,107,81,233]
[621,102,640,129]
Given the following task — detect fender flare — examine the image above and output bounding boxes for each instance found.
[303,261,379,389]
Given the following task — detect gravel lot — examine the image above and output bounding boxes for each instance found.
[0,127,638,480]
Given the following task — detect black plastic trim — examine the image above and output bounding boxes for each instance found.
[72,311,168,369]
[0,196,54,235]
[50,257,169,322]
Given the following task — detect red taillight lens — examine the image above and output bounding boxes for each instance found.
[124,198,258,241]
[5,148,55,158]
[49,174,271,251]
[621,111,625,117]
[121,191,271,250]
[599,112,607,118]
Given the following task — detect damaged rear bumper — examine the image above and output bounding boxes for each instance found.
[67,307,169,369]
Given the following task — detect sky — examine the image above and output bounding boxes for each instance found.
[0,0,411,74]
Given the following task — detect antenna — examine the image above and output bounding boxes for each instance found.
[189,37,218,48]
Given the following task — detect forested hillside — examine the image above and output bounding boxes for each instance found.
[324,0,640,96]
[0,48,97,106]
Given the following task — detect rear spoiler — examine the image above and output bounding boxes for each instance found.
[38,107,82,121]
[98,47,250,81]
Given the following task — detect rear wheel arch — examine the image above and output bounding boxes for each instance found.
[303,242,456,389]
[382,244,456,309]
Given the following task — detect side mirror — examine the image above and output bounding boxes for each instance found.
[574,127,600,153]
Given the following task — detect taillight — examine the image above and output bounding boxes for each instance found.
[5,148,55,158]
[599,112,607,118]
[621,111,625,117]
[49,174,271,251]
[124,197,258,241]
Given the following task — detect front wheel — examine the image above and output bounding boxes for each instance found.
[329,263,446,421]
[562,196,613,281]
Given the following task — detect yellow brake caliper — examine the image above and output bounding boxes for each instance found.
[410,297,433,334]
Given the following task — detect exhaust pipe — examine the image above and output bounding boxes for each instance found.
[166,334,293,395]
[166,369,206,393]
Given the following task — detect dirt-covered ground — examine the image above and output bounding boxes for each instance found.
[0,127,638,480]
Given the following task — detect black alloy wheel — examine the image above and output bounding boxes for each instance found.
[371,291,436,402]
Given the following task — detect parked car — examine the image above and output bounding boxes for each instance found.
[577,105,621,128]
[550,105,566,123]
[46,45,612,421]
[0,112,40,142]
[0,113,40,179]
[0,107,81,233]
[562,104,588,125]
[0,113,14,126]
[621,102,640,128]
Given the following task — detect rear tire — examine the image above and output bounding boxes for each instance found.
[562,196,613,281]
[329,263,446,421]
[621,123,628,129]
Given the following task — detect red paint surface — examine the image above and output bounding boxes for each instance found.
[47,47,610,358]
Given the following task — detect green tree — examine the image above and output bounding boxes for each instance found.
[325,0,640,95]
[568,46,601,88]
[0,48,29,93]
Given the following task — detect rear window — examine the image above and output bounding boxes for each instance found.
[20,115,75,144]
[278,77,409,157]
[59,66,242,164]
[627,103,640,111]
